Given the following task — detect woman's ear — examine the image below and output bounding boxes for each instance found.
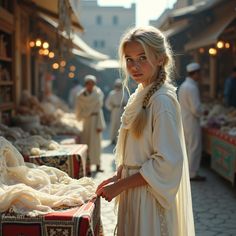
[156,56,165,66]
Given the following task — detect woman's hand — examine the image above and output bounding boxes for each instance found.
[97,172,148,202]
[96,165,124,202]
[96,181,123,202]
[96,176,117,193]
[96,165,123,192]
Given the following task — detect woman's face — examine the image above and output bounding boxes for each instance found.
[124,41,160,87]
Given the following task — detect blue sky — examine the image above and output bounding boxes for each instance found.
[98,0,177,26]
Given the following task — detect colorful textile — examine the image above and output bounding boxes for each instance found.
[24,144,87,179]
[203,127,236,145]
[0,198,101,236]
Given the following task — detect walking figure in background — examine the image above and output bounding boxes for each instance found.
[105,79,128,145]
[178,62,206,181]
[224,67,236,108]
[96,26,195,236]
[68,78,83,110]
[76,75,106,173]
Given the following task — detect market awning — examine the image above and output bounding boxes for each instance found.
[27,0,84,31]
[185,13,235,51]
[96,59,120,69]
[171,0,222,18]
[163,20,189,38]
[75,56,105,71]
[39,13,109,61]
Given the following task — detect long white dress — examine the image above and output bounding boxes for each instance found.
[105,89,128,142]
[116,83,195,236]
[76,86,106,165]
[178,77,202,178]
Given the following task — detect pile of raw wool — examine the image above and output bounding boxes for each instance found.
[0,137,96,216]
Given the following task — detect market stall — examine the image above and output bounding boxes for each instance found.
[202,103,236,185]
[0,137,101,236]
[24,144,88,179]
[203,127,236,184]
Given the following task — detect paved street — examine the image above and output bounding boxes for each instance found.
[92,132,236,236]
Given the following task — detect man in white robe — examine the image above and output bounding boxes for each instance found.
[76,75,106,173]
[178,62,206,181]
[105,79,128,144]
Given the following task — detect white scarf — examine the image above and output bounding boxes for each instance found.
[115,83,153,166]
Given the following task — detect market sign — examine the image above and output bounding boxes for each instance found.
[211,137,236,185]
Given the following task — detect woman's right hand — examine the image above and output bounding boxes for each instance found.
[96,176,116,194]
[96,165,123,194]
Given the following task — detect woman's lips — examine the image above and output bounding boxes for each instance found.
[132,73,143,77]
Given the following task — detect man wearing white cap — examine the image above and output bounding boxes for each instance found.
[76,75,106,173]
[105,79,128,144]
[178,62,206,181]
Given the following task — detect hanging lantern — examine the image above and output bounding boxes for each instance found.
[209,48,217,55]
[70,65,76,71]
[42,42,49,49]
[35,39,42,47]
[60,60,66,67]
[38,49,44,55]
[68,72,75,79]
[52,63,59,69]
[216,41,224,49]
[225,42,230,48]
[48,52,55,58]
[29,40,35,47]
[43,49,49,56]
[199,48,205,54]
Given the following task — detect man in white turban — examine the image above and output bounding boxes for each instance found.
[76,75,106,173]
[178,62,206,181]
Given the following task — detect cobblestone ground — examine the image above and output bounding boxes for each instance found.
[92,132,236,236]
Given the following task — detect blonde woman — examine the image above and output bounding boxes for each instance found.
[96,26,195,236]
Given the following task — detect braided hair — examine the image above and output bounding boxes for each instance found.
[130,67,167,138]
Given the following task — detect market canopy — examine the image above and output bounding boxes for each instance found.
[170,0,223,18]
[27,0,84,31]
[39,13,109,61]
[185,13,235,51]
[96,59,120,69]
[163,20,189,38]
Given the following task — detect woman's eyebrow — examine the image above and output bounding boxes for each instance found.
[125,52,145,57]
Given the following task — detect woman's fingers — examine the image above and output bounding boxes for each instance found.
[96,186,104,196]
[96,181,107,193]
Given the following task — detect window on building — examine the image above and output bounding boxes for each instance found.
[93,40,98,48]
[101,40,105,48]
[93,40,105,49]
[113,16,118,25]
[187,0,193,5]
[96,15,102,25]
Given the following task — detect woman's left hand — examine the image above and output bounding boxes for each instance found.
[96,182,122,202]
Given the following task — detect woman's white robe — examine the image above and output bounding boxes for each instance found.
[76,86,106,165]
[117,85,195,236]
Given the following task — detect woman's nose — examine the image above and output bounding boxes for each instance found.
[129,60,140,69]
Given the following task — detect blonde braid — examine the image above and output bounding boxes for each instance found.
[131,67,167,138]
[142,68,166,109]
